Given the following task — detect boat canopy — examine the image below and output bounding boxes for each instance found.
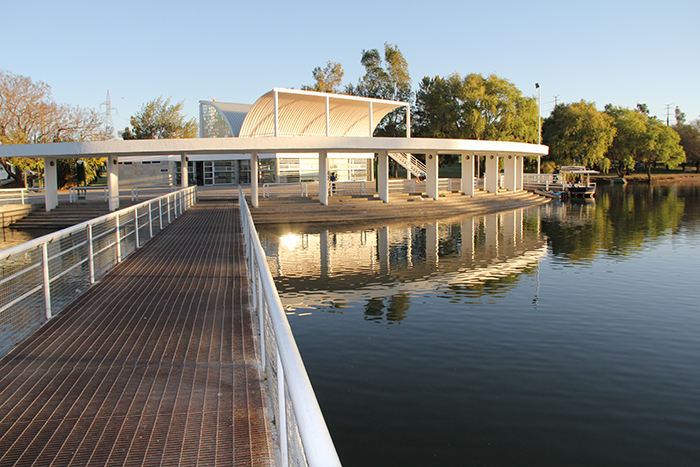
[559,166,599,175]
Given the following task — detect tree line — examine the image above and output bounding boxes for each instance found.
[0,70,197,187]
[305,43,698,179]
[2,45,699,187]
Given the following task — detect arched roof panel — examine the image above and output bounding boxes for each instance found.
[201,101,252,137]
[239,88,407,138]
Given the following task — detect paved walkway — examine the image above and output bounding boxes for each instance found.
[0,201,274,466]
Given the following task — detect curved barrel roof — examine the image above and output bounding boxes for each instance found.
[238,88,408,137]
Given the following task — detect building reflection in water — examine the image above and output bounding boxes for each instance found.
[258,208,546,324]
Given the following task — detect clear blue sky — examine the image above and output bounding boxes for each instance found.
[2,0,698,132]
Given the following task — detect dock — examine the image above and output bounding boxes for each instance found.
[0,200,274,466]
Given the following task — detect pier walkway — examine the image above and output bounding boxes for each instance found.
[0,200,274,466]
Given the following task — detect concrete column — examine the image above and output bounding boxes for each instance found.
[319,150,329,206]
[43,157,58,211]
[504,154,517,191]
[107,155,119,211]
[377,151,389,203]
[426,152,438,200]
[485,154,499,194]
[516,156,524,191]
[461,152,475,197]
[251,152,259,208]
[181,153,188,188]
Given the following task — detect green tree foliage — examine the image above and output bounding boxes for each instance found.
[122,96,198,140]
[674,120,700,171]
[542,101,615,169]
[603,105,647,176]
[301,61,344,93]
[1,69,107,186]
[604,105,686,179]
[345,43,412,137]
[414,73,538,143]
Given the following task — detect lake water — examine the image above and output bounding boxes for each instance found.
[258,184,700,467]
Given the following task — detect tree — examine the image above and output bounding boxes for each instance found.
[604,105,648,177]
[346,43,412,137]
[605,105,686,179]
[302,61,344,93]
[636,118,685,179]
[541,101,615,170]
[122,96,197,140]
[414,73,538,143]
[674,120,700,171]
[1,69,107,186]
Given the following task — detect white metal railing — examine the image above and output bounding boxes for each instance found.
[0,188,34,206]
[239,187,341,467]
[523,173,566,191]
[131,185,177,202]
[0,186,197,358]
[68,186,108,202]
[387,178,457,194]
[328,180,366,196]
[389,152,426,179]
[263,182,309,198]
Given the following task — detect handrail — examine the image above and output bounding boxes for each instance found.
[238,186,341,467]
[68,186,108,202]
[130,185,177,202]
[0,186,198,357]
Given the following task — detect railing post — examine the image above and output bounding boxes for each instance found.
[167,195,171,224]
[115,215,122,263]
[159,198,163,230]
[134,208,140,248]
[88,224,95,284]
[42,242,52,320]
[258,267,265,370]
[149,201,154,238]
[278,350,288,467]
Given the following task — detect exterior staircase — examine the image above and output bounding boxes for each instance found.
[389,152,426,178]
[8,202,134,230]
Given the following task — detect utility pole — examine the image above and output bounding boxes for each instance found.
[535,83,541,174]
[101,91,117,139]
[665,104,673,126]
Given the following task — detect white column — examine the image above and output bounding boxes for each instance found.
[405,104,411,138]
[504,154,517,192]
[461,152,475,197]
[485,154,499,194]
[377,150,389,203]
[181,153,188,188]
[319,150,329,206]
[516,156,524,191]
[107,155,120,211]
[426,152,438,200]
[251,152,259,208]
[43,157,58,211]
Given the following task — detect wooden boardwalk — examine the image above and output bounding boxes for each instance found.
[0,201,274,466]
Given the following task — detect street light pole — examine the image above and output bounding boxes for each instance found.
[535,83,541,173]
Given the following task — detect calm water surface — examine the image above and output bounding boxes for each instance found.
[259,184,700,467]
